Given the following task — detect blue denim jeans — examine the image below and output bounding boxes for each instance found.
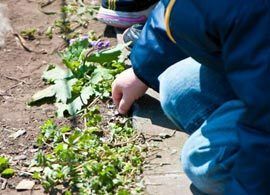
[158,58,243,194]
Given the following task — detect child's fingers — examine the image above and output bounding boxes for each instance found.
[111,81,122,106]
[118,93,134,114]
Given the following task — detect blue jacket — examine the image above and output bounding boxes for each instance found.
[131,0,270,194]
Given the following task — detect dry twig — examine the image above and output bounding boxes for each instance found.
[1,74,27,84]
[14,33,48,54]
[38,0,57,15]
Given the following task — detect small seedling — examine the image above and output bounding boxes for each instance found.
[1,168,15,178]
[45,26,53,39]
[0,156,9,173]
[20,28,37,40]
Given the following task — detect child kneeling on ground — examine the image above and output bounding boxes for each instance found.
[112,0,270,194]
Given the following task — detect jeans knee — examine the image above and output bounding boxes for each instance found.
[158,60,203,131]
[159,68,190,129]
[181,147,223,194]
[159,83,175,121]
[181,132,238,194]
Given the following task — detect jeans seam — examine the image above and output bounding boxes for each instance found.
[185,104,219,134]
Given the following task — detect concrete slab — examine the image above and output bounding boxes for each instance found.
[144,173,192,195]
[132,89,192,194]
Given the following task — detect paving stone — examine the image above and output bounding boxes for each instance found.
[132,89,191,194]
[144,173,192,195]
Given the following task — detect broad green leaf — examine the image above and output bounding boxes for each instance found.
[86,44,125,64]
[70,85,94,110]
[43,65,73,82]
[62,59,81,73]
[30,78,76,106]
[90,67,113,84]
[55,103,75,118]
[55,86,94,117]
[62,39,89,62]
[54,79,77,104]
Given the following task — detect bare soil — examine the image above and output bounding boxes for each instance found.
[0,0,116,193]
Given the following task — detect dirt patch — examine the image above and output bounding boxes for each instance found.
[0,0,116,193]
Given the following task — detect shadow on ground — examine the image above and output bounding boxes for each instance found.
[133,93,178,130]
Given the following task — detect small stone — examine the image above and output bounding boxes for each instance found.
[14,155,27,161]
[21,161,30,167]
[16,180,35,191]
[107,104,115,109]
[29,148,39,153]
[114,110,123,116]
[170,149,178,155]
[9,129,26,139]
[28,167,43,173]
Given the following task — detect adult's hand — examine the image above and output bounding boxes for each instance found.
[112,68,148,114]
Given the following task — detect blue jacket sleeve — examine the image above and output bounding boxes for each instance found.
[222,2,270,194]
[130,0,188,91]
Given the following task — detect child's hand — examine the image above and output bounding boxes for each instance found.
[112,68,148,114]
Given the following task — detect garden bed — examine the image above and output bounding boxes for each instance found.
[0,0,149,194]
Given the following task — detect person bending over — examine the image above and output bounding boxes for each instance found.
[112,0,270,194]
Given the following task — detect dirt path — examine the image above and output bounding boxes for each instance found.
[0,0,113,193]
